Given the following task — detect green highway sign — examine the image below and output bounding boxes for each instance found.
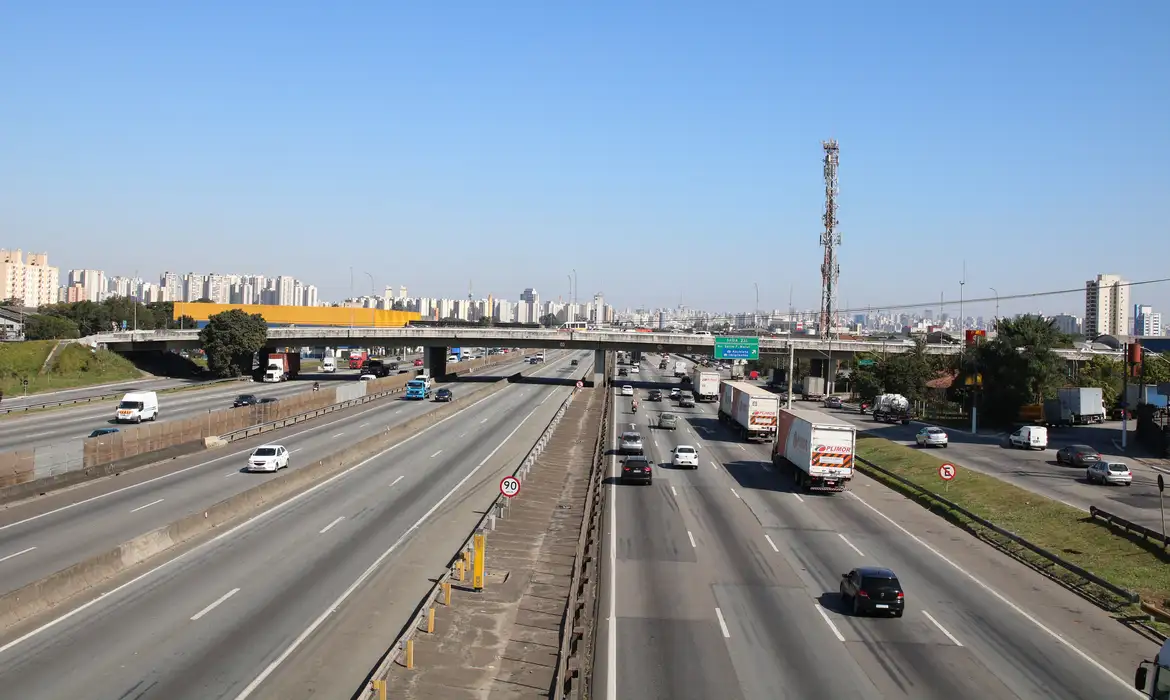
[714,336,759,360]
[858,359,876,366]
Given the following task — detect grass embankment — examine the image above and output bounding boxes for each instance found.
[856,434,1170,613]
[0,341,143,397]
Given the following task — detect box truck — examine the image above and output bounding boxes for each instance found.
[691,368,721,402]
[772,407,856,492]
[718,380,780,441]
[1056,387,1106,424]
[801,375,825,400]
[673,360,688,378]
[260,351,301,382]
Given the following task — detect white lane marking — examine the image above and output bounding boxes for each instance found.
[838,534,865,557]
[0,384,517,658]
[458,433,466,438]
[764,535,779,553]
[606,391,618,700]
[332,432,345,438]
[129,498,164,514]
[814,604,846,642]
[687,530,697,548]
[791,493,804,503]
[391,475,404,487]
[360,422,369,428]
[480,417,489,424]
[231,398,548,699]
[190,587,240,621]
[319,516,345,534]
[922,609,963,646]
[291,448,303,453]
[225,471,238,477]
[539,392,551,405]
[0,546,36,563]
[430,450,443,458]
[739,444,746,451]
[714,607,731,638]
[847,492,1142,696]
[671,485,678,497]
[730,488,741,500]
[395,409,402,415]
[710,461,720,470]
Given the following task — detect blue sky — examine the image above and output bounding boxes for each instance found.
[2,1,1167,318]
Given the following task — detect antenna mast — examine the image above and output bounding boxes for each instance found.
[819,140,840,340]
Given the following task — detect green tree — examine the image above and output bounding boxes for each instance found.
[193,298,214,303]
[477,316,493,326]
[23,314,80,340]
[1141,353,1170,386]
[199,309,268,377]
[962,314,1067,425]
[1076,355,1125,407]
[538,313,559,328]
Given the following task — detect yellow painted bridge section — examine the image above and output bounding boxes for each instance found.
[173,303,421,327]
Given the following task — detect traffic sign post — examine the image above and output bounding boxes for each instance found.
[714,336,760,361]
[1159,475,1166,546]
[938,462,957,493]
[500,476,521,499]
[576,380,583,389]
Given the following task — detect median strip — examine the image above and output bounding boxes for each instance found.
[854,434,1170,625]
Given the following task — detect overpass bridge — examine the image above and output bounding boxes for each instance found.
[84,327,1121,385]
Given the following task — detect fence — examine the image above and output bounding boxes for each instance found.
[1089,505,1170,550]
[0,351,527,492]
[0,377,247,415]
[365,372,591,695]
[857,456,1140,604]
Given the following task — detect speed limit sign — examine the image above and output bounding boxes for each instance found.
[500,476,521,498]
[938,463,957,481]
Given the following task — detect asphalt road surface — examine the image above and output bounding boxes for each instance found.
[0,350,564,597]
[0,349,590,699]
[593,355,1154,700]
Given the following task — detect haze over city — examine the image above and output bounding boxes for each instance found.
[2,1,1167,317]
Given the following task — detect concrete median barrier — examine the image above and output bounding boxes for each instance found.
[0,351,538,506]
[0,352,587,632]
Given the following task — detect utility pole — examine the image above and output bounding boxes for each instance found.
[959,260,967,335]
[819,140,841,341]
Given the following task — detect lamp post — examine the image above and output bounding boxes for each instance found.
[572,268,578,311]
[365,272,376,328]
[959,260,966,334]
[989,287,1000,329]
[754,282,760,336]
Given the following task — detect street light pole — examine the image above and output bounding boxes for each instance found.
[959,260,966,334]
[132,269,138,331]
[365,272,375,328]
[754,282,760,336]
[989,287,999,330]
[572,268,578,310]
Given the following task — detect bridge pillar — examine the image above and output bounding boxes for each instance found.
[810,358,839,394]
[425,346,448,379]
[594,349,607,388]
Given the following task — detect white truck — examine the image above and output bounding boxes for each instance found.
[1136,637,1170,698]
[1057,387,1106,424]
[772,407,856,492]
[673,360,688,378]
[263,357,288,383]
[718,380,780,442]
[730,360,745,380]
[691,368,721,402]
[872,393,912,424]
[801,375,825,400]
[321,355,336,373]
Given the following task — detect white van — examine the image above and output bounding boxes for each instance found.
[1008,425,1048,450]
[115,391,159,423]
[321,356,337,373]
[418,372,434,389]
[447,354,460,363]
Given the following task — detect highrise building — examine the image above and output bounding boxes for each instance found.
[303,284,318,307]
[1050,314,1083,336]
[205,273,232,304]
[520,288,539,305]
[0,250,60,307]
[1085,274,1130,338]
[276,276,298,306]
[1135,305,1163,337]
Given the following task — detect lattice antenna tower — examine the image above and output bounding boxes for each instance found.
[819,140,841,340]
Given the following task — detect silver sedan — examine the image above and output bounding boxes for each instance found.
[1086,461,1132,486]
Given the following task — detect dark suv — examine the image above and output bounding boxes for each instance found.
[233,394,259,407]
[621,455,653,485]
[648,389,662,401]
[839,566,904,617]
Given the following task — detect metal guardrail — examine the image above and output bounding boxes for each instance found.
[857,456,1141,604]
[551,376,610,699]
[363,370,590,694]
[1089,505,1170,550]
[0,377,246,415]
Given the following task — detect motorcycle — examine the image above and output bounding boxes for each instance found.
[313,382,321,392]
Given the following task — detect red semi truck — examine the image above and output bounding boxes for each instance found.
[348,351,369,370]
[259,350,301,382]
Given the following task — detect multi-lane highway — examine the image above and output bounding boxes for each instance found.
[595,354,1156,699]
[0,349,590,699]
[0,351,551,597]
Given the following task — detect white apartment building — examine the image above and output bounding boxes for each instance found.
[0,250,60,307]
[1085,274,1130,337]
[1049,314,1083,336]
[1135,305,1163,337]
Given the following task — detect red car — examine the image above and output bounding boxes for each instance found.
[414,359,424,367]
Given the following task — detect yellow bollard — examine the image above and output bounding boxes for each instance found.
[427,607,435,633]
[371,679,387,700]
[473,532,486,591]
[443,581,452,605]
[405,639,414,669]
[456,560,465,582]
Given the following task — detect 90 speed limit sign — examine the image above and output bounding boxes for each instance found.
[500,476,521,498]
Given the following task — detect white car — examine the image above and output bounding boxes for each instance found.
[359,373,376,381]
[247,444,290,473]
[672,445,699,469]
[1086,461,1133,486]
[915,427,948,448]
[630,365,640,374]
[621,385,634,397]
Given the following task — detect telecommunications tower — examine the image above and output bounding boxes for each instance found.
[819,140,840,340]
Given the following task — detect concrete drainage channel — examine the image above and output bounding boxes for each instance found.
[0,352,589,633]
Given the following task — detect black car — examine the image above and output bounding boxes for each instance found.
[618,368,629,377]
[259,397,279,404]
[88,427,120,438]
[571,359,579,366]
[435,388,453,402]
[621,455,653,485]
[234,394,259,407]
[648,389,663,401]
[839,566,904,617]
